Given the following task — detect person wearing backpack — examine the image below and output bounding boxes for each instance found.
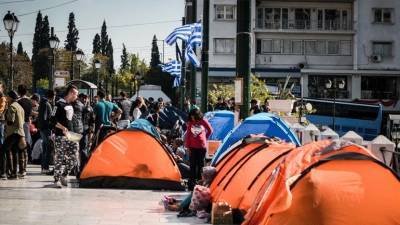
[37,90,55,174]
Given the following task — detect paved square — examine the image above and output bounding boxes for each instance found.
[0,165,206,225]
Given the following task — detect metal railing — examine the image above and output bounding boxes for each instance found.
[257,19,353,31]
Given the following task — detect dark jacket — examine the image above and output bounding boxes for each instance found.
[37,98,52,130]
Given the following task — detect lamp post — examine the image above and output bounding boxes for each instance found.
[94,59,101,89]
[49,27,60,90]
[325,78,345,131]
[3,11,19,91]
[75,49,84,80]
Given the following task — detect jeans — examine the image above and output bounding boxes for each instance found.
[0,121,5,145]
[40,130,51,170]
[188,148,206,190]
[23,122,32,163]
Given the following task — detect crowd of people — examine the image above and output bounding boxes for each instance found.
[0,83,169,188]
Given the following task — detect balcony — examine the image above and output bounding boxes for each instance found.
[256,19,353,33]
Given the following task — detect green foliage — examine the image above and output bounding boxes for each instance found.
[251,74,271,102]
[37,79,49,89]
[65,12,79,51]
[32,11,50,91]
[120,43,129,72]
[208,84,234,104]
[106,39,114,74]
[208,74,271,104]
[92,33,101,54]
[100,20,109,55]
[150,35,161,69]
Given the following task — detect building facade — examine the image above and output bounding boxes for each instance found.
[189,0,400,112]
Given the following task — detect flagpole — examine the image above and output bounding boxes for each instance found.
[180,17,186,110]
[201,0,210,113]
[189,0,197,102]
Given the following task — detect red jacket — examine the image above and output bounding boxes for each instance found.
[185,118,213,149]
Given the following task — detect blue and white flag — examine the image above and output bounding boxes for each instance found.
[166,22,203,68]
[187,22,202,48]
[160,60,182,87]
[185,44,200,67]
[165,24,194,45]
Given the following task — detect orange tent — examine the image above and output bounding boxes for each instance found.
[210,137,295,213]
[80,130,184,190]
[243,141,400,225]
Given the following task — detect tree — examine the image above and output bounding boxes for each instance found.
[92,33,101,54]
[100,20,108,55]
[120,43,129,72]
[106,39,114,74]
[17,42,23,55]
[41,16,50,49]
[65,12,79,51]
[150,35,161,69]
[31,11,43,91]
[32,12,50,91]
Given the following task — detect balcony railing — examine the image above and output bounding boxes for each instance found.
[257,19,353,31]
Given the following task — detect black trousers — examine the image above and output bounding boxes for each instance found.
[1,134,25,176]
[188,148,206,190]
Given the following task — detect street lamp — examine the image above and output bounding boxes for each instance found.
[75,49,84,80]
[325,78,345,131]
[94,59,101,89]
[49,28,60,90]
[3,11,19,91]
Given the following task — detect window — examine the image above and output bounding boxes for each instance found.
[295,8,311,29]
[262,40,280,53]
[374,8,393,23]
[373,42,393,57]
[214,38,234,54]
[362,76,398,99]
[257,8,263,28]
[281,40,303,54]
[340,40,352,56]
[305,40,326,55]
[327,41,340,55]
[325,9,341,30]
[308,75,349,99]
[215,5,236,21]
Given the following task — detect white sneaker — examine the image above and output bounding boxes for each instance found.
[60,176,68,187]
[54,181,62,188]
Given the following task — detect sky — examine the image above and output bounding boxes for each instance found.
[0,0,185,68]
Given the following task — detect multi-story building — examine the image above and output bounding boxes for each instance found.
[189,0,400,112]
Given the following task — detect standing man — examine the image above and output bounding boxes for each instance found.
[3,91,26,179]
[50,85,79,188]
[93,90,121,142]
[37,90,55,174]
[0,83,7,149]
[118,91,132,121]
[78,93,94,176]
[17,85,32,167]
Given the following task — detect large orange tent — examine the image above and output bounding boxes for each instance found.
[243,141,400,225]
[210,137,295,213]
[80,129,184,190]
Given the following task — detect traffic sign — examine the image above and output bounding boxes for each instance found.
[54,70,70,78]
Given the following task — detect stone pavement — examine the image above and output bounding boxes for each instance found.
[0,165,207,225]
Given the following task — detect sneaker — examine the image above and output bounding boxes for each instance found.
[19,171,27,178]
[8,174,18,180]
[54,181,62,188]
[0,174,7,180]
[60,176,68,187]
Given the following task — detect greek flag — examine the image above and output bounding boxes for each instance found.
[187,22,202,47]
[185,22,202,67]
[160,60,182,87]
[185,44,200,67]
[165,24,194,45]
